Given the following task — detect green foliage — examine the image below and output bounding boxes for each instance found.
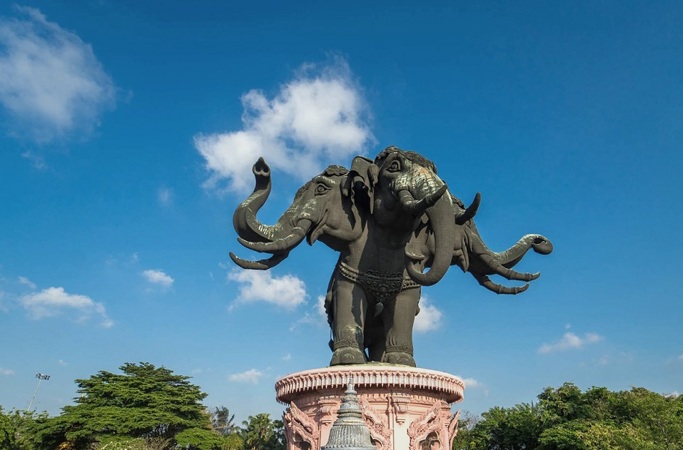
[211,407,240,436]
[30,362,212,450]
[221,433,245,450]
[1,362,290,450]
[95,435,152,450]
[0,408,48,450]
[453,384,683,450]
[1,406,17,449]
[240,414,284,450]
[175,427,229,450]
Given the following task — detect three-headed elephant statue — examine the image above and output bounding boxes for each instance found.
[231,146,553,367]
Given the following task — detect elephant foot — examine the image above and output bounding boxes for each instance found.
[382,351,416,367]
[330,347,367,366]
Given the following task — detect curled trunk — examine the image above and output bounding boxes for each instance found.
[491,234,553,268]
[232,157,299,243]
[465,230,553,295]
[406,193,457,286]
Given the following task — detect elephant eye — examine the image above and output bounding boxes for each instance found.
[387,160,402,173]
[315,184,331,195]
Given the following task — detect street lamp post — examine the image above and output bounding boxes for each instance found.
[26,373,50,412]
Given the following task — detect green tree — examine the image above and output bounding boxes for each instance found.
[451,411,485,450]
[0,407,46,450]
[240,414,284,450]
[30,362,217,450]
[453,384,683,450]
[211,406,239,436]
[176,427,228,450]
[458,403,542,450]
[0,406,17,449]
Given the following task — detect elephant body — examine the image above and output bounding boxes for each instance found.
[231,146,553,367]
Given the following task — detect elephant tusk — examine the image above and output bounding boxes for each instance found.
[237,219,313,254]
[229,251,289,270]
[398,186,447,216]
[501,268,540,282]
[473,273,530,295]
[456,192,481,225]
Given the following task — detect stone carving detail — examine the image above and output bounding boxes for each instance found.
[232,147,553,367]
[392,394,411,424]
[359,397,392,450]
[276,366,464,450]
[407,399,452,450]
[283,401,318,450]
[276,366,464,404]
[317,397,340,426]
[448,410,460,449]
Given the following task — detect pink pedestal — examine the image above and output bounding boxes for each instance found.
[276,365,464,450]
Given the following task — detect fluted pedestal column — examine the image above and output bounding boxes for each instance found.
[276,365,464,450]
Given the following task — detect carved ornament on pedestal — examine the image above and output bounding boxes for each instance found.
[276,365,464,450]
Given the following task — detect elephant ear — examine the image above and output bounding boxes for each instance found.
[346,156,375,211]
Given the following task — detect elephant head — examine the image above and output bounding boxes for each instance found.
[358,146,473,286]
[230,158,362,269]
[405,189,554,295]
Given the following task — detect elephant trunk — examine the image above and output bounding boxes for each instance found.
[406,192,457,286]
[232,158,300,243]
[494,234,554,268]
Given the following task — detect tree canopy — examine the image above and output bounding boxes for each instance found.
[240,413,285,450]
[23,362,244,450]
[454,383,683,450]
[4,366,681,450]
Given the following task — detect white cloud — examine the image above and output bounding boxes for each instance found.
[20,287,112,327]
[157,187,172,206]
[317,294,327,320]
[195,58,373,194]
[228,368,262,384]
[282,353,292,361]
[414,295,443,333]
[228,270,306,310]
[57,359,67,366]
[538,331,603,354]
[0,6,116,142]
[289,295,328,331]
[460,377,482,389]
[21,151,47,170]
[679,354,683,362]
[18,275,36,289]
[0,368,15,376]
[142,269,174,288]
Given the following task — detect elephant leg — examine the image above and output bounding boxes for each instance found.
[330,277,368,366]
[364,317,386,363]
[381,288,420,367]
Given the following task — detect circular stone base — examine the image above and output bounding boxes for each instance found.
[275,365,464,450]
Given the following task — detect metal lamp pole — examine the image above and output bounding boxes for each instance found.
[26,373,50,412]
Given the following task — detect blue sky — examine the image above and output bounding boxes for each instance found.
[1,1,682,421]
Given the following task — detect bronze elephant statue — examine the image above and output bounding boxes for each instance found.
[231,146,552,367]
